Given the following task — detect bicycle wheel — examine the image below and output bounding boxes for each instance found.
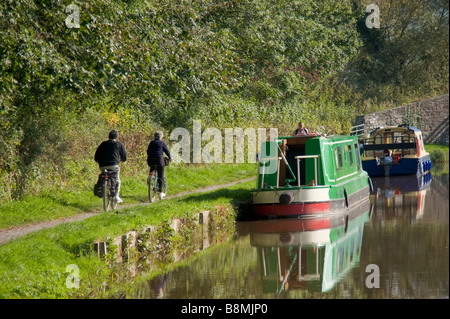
[103,179,109,211]
[110,197,117,210]
[148,172,157,202]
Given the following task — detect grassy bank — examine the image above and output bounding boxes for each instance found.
[0,163,257,230]
[0,178,255,298]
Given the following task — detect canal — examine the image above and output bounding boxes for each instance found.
[123,172,449,299]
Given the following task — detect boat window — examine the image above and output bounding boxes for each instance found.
[354,143,361,169]
[334,148,339,170]
[336,146,343,170]
[375,134,382,144]
[347,144,353,166]
[384,133,393,144]
[394,131,403,144]
[401,133,412,155]
[343,145,348,165]
[402,133,412,143]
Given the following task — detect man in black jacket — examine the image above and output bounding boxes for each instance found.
[147,131,171,199]
[95,130,127,203]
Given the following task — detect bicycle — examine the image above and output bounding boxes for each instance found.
[101,169,119,211]
[148,168,167,202]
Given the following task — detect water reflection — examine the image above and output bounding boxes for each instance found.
[126,172,448,299]
[237,199,371,296]
[360,172,449,299]
[371,172,432,221]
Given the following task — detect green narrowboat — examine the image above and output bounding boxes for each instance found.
[251,134,371,218]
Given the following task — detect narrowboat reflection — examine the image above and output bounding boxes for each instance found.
[237,199,372,295]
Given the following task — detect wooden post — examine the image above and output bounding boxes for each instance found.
[126,231,137,260]
[95,241,107,258]
[113,235,124,263]
[171,219,181,233]
[199,211,210,250]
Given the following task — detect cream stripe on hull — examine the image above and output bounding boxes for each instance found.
[252,187,331,204]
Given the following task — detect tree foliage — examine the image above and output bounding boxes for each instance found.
[344,0,449,108]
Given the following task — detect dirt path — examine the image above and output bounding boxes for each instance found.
[0,178,255,246]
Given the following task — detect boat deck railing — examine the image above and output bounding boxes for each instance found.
[363,134,415,147]
[259,154,321,188]
[362,142,416,151]
[295,155,320,187]
[363,134,416,152]
[259,157,282,188]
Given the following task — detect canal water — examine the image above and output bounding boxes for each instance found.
[127,172,449,299]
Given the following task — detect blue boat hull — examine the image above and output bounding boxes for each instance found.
[362,155,432,177]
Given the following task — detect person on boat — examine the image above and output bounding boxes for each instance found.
[358,138,364,155]
[147,131,172,199]
[293,121,309,136]
[94,129,127,203]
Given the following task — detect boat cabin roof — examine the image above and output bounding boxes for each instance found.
[363,124,425,154]
[368,125,421,137]
[277,134,320,145]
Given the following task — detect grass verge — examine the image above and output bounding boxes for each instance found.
[0,179,255,298]
[0,163,257,230]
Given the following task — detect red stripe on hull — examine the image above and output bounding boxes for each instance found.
[250,218,332,232]
[252,201,331,217]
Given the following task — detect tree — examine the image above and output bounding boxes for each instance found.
[345,0,449,107]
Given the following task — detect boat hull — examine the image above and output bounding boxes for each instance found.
[237,198,371,235]
[251,185,370,218]
[362,154,432,177]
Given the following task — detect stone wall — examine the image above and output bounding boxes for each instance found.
[355,94,449,145]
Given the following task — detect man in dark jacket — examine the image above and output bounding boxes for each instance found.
[95,130,127,203]
[147,131,171,199]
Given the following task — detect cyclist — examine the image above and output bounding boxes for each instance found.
[94,129,127,203]
[147,131,171,199]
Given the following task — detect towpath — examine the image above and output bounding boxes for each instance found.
[0,177,255,246]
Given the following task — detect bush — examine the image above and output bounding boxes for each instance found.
[429,148,449,164]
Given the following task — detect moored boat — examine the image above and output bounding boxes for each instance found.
[361,125,432,177]
[250,134,371,218]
